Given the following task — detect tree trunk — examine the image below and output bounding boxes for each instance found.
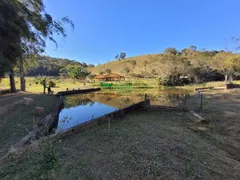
[9,66,17,93]
[229,73,233,83]
[224,74,228,83]
[19,58,26,91]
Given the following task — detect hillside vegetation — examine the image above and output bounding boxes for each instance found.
[21,55,94,77]
[90,54,159,75]
[90,47,240,85]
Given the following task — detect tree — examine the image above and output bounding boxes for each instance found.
[0,0,74,92]
[105,69,112,74]
[0,0,22,92]
[121,66,130,75]
[211,52,240,83]
[120,52,126,60]
[152,55,190,85]
[189,45,197,52]
[87,74,96,80]
[142,60,149,71]
[115,54,119,60]
[98,71,104,75]
[66,65,90,83]
[130,60,137,73]
[164,48,178,55]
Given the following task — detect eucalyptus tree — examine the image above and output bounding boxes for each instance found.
[0,0,74,92]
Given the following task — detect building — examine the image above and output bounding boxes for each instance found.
[93,73,125,82]
[93,74,106,82]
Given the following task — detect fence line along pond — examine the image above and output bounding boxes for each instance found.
[55,88,192,133]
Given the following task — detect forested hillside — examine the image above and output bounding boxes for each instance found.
[90,46,240,85]
[22,55,94,76]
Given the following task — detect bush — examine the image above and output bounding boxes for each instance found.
[48,80,56,87]
[0,89,11,95]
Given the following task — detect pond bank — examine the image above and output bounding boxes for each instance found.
[56,88,101,96]
[1,89,240,179]
[0,94,61,158]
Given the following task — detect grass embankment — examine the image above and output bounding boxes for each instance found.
[0,77,99,94]
[2,76,239,94]
[1,89,240,179]
[0,94,61,157]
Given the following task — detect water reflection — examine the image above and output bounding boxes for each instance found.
[56,88,191,132]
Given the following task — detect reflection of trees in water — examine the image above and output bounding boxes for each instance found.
[148,93,187,106]
[64,96,95,108]
[119,97,133,108]
[88,93,95,98]
[105,97,112,101]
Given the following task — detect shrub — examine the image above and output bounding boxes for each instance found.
[48,80,56,87]
[0,89,11,95]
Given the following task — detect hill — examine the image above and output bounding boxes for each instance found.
[90,54,160,76]
[23,55,94,76]
[89,49,234,85]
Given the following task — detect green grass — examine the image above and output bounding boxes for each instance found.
[0,94,61,157]
[0,77,100,93]
[2,76,238,94]
[1,89,240,179]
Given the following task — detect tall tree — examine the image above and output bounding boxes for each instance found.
[120,52,126,60]
[0,0,22,92]
[0,0,74,92]
[189,45,197,52]
[211,52,240,83]
[66,65,90,83]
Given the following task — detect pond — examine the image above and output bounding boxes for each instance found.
[56,88,191,132]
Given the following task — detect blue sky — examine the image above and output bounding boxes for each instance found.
[44,0,240,65]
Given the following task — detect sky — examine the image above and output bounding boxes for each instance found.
[44,0,240,65]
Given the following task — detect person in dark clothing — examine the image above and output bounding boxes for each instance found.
[47,86,51,95]
[43,79,46,94]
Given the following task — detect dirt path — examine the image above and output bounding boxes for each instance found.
[0,92,38,115]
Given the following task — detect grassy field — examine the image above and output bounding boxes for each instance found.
[1,89,240,179]
[0,77,99,93]
[1,76,239,94]
[0,94,61,158]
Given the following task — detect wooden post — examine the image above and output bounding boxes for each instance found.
[108,117,111,130]
[200,94,203,110]
[197,91,200,103]
[144,94,147,100]
[183,95,187,110]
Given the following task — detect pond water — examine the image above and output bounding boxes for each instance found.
[56,88,191,132]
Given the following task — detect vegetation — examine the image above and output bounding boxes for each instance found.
[1,90,240,179]
[65,65,90,83]
[91,45,240,86]
[105,69,112,74]
[47,80,56,88]
[22,55,93,77]
[0,94,61,157]
[0,0,74,92]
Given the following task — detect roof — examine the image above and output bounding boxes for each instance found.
[105,73,124,78]
[94,74,106,79]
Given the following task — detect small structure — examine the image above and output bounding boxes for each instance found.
[93,73,125,82]
[93,74,106,82]
[105,73,125,81]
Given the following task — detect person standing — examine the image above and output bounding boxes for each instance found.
[43,79,47,94]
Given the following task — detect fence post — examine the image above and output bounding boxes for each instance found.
[183,95,187,110]
[200,94,203,110]
[144,94,147,100]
